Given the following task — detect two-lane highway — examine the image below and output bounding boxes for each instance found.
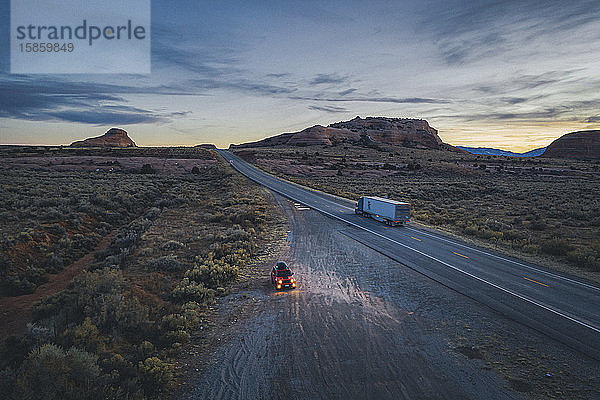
[216,149,600,360]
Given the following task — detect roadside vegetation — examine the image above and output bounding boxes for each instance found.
[0,146,215,296]
[0,147,285,399]
[234,144,600,278]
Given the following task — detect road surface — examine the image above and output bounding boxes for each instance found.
[216,149,600,360]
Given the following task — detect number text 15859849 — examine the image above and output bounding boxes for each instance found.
[19,42,74,52]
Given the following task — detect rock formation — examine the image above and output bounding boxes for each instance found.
[70,128,136,147]
[541,130,600,159]
[329,116,442,148]
[231,116,449,150]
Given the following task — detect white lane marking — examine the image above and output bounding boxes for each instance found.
[314,210,600,334]
[405,226,600,292]
[223,152,600,333]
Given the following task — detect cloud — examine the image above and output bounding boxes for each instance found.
[468,70,581,103]
[440,32,507,65]
[44,108,166,125]
[421,1,600,65]
[265,73,291,79]
[308,105,348,113]
[338,88,357,96]
[0,77,180,125]
[151,27,297,96]
[292,95,448,104]
[309,73,349,85]
[439,98,600,123]
[184,78,295,95]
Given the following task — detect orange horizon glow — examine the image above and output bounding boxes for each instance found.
[1,120,597,153]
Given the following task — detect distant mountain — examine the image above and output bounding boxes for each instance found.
[71,128,136,148]
[541,130,600,159]
[458,146,546,157]
[231,116,461,151]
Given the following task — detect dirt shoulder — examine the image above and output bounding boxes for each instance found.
[173,226,289,396]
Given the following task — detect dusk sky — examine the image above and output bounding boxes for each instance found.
[1,0,600,151]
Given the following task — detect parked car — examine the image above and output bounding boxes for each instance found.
[270,261,296,290]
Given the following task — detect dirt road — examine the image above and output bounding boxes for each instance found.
[180,194,599,400]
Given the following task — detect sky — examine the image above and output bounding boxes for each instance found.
[1,0,600,151]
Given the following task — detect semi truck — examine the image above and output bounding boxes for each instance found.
[355,196,411,226]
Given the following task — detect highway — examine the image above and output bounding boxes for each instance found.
[216,149,600,360]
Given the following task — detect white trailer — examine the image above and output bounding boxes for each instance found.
[355,196,410,226]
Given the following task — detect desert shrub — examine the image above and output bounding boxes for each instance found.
[24,267,49,286]
[94,248,111,261]
[32,289,78,322]
[146,255,184,271]
[0,253,14,276]
[140,164,155,174]
[171,278,214,303]
[185,260,238,289]
[162,240,185,250]
[138,341,155,360]
[72,318,106,353]
[25,323,53,346]
[0,367,17,398]
[4,273,37,295]
[43,253,64,273]
[99,352,138,389]
[181,301,202,328]
[138,247,153,257]
[74,267,148,335]
[529,219,548,231]
[0,158,284,399]
[503,229,526,241]
[13,344,103,400]
[97,221,113,235]
[541,238,575,256]
[222,227,251,243]
[163,329,190,347]
[209,212,226,222]
[112,228,144,251]
[138,357,174,395]
[567,248,600,271]
[1,336,35,370]
[145,207,161,220]
[159,314,187,332]
[46,223,67,237]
